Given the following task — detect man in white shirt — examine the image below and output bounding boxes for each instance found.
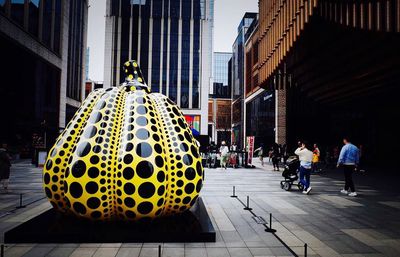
[295,141,313,194]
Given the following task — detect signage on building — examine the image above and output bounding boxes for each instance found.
[263,93,273,101]
[247,136,255,165]
[184,115,201,136]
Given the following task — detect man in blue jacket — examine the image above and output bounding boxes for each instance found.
[337,137,360,197]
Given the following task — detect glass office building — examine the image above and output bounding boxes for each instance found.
[213,52,231,90]
[231,12,258,148]
[209,52,232,145]
[104,0,213,135]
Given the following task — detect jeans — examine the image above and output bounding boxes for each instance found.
[343,165,356,192]
[299,166,311,189]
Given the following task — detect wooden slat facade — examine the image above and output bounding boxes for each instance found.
[258,0,400,89]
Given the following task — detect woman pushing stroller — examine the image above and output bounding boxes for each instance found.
[295,141,313,195]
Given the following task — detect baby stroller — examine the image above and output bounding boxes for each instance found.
[280,156,304,191]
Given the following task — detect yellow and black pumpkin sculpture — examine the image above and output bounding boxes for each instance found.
[43,61,203,221]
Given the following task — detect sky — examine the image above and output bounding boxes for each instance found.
[87,0,259,82]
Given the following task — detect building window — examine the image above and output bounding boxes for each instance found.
[193,0,200,19]
[192,19,200,109]
[152,17,162,92]
[170,0,179,18]
[111,0,119,16]
[0,0,6,13]
[182,0,191,19]
[152,0,162,18]
[42,0,52,48]
[53,0,61,53]
[181,17,190,108]
[140,1,150,81]
[67,0,86,101]
[162,2,168,94]
[131,6,139,60]
[120,0,130,82]
[169,18,178,103]
[11,0,25,26]
[28,0,40,36]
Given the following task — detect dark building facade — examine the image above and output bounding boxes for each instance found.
[244,18,276,149]
[231,12,258,149]
[255,0,400,165]
[0,0,88,156]
[104,0,214,136]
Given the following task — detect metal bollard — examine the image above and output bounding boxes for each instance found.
[243,196,252,211]
[304,243,308,257]
[16,194,26,209]
[265,213,277,233]
[230,186,237,198]
[158,245,161,257]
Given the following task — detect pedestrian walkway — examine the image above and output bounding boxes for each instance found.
[1,160,400,256]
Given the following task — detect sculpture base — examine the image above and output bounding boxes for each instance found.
[5,197,215,243]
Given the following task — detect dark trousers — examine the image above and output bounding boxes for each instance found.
[343,165,356,192]
[272,157,279,170]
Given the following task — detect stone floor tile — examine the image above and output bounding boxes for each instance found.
[20,246,54,257]
[115,247,141,257]
[46,247,76,257]
[92,247,120,257]
[249,247,273,256]
[227,247,253,257]
[161,247,184,257]
[184,247,207,257]
[138,247,158,257]
[69,247,97,257]
[3,246,33,257]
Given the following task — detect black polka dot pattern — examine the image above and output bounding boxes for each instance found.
[43,71,203,221]
[148,93,203,216]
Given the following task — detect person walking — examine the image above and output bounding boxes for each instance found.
[254,144,265,166]
[271,143,281,171]
[337,137,360,197]
[219,141,229,170]
[295,141,313,194]
[312,144,320,173]
[268,147,273,163]
[0,143,12,192]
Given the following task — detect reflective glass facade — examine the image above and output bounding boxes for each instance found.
[231,12,257,148]
[213,52,231,86]
[67,0,87,101]
[107,0,212,110]
[0,1,88,153]
[246,90,275,148]
[1,0,62,54]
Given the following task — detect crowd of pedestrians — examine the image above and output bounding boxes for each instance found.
[259,137,361,197]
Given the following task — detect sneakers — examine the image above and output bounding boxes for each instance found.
[302,190,307,194]
[340,189,348,194]
[348,192,357,197]
[302,187,312,195]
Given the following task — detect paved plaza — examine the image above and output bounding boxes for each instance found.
[0,160,400,257]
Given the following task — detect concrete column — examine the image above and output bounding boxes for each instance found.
[275,89,287,145]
